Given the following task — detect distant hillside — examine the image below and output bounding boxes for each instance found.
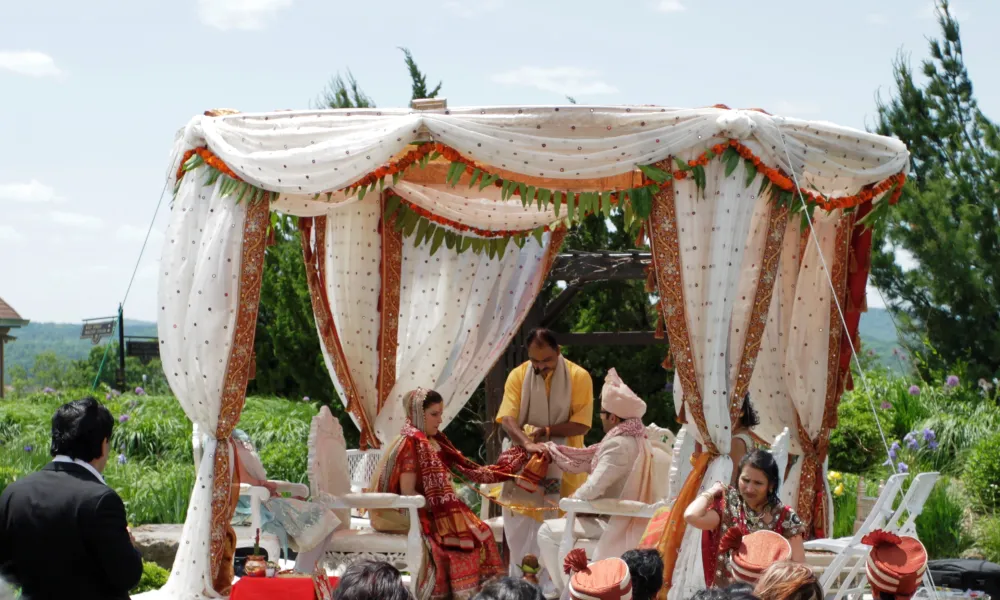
[3,309,907,384]
[3,320,158,384]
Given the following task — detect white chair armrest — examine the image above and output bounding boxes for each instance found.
[559,498,658,519]
[239,483,271,502]
[270,481,310,498]
[320,492,426,510]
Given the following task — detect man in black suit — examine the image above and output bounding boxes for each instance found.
[0,396,144,600]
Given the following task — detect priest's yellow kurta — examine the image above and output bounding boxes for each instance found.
[496,360,593,507]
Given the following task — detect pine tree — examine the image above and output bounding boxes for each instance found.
[870,0,1000,380]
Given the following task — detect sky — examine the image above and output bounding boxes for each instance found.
[1,0,998,324]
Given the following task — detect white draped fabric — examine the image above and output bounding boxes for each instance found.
[665,151,776,600]
[372,228,558,443]
[157,160,251,599]
[182,106,907,198]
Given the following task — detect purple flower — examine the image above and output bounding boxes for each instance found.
[106,393,112,401]
[42,387,56,394]
[111,389,121,397]
[134,387,145,396]
[891,441,901,452]
[928,441,939,450]
[665,382,674,393]
[303,396,310,401]
[908,385,921,396]
[923,428,936,442]
[889,441,899,460]
[898,462,909,473]
[23,445,33,453]
[882,458,894,467]
[117,453,127,465]
[906,437,920,450]
[880,401,892,410]
[946,375,960,388]
[119,414,130,424]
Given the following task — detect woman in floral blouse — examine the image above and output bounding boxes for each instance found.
[684,449,806,587]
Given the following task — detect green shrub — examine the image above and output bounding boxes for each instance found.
[829,391,887,474]
[258,442,308,483]
[105,460,195,525]
[133,561,170,594]
[974,513,1000,564]
[964,431,1000,509]
[914,477,973,559]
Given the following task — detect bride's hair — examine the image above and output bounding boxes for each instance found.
[421,389,444,410]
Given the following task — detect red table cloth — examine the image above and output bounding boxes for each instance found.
[230,576,339,600]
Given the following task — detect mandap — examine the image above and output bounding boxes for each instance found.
[151,102,908,599]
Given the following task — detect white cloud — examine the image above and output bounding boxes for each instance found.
[198,0,294,30]
[866,13,888,25]
[492,67,619,96]
[653,0,685,12]
[116,224,164,244]
[442,0,503,18]
[49,210,104,230]
[773,100,822,118]
[0,180,61,203]
[0,225,24,243]
[0,51,61,77]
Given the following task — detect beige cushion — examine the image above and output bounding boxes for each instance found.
[326,528,411,553]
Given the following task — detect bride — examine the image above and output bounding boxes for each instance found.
[370,387,539,600]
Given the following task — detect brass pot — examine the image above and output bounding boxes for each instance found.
[244,555,267,578]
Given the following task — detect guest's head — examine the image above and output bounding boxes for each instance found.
[404,388,445,436]
[51,396,114,472]
[473,576,544,600]
[753,561,822,600]
[737,449,781,508]
[725,583,759,600]
[332,559,411,600]
[600,369,647,432]
[526,328,560,377]
[621,549,663,600]
[739,393,760,429]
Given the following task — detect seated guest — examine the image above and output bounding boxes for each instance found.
[684,450,806,588]
[622,549,664,600]
[729,394,760,485]
[537,370,657,591]
[753,561,821,600]
[370,388,535,600]
[332,559,411,600]
[228,429,341,571]
[0,397,143,600]
[566,556,634,600]
[474,577,546,600]
[859,530,928,600]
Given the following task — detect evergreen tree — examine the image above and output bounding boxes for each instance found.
[870,0,1000,380]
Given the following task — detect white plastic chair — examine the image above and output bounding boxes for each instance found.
[191,425,308,562]
[805,472,909,600]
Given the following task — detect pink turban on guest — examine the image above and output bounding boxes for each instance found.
[601,369,646,420]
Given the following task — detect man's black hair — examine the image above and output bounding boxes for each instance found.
[50,396,114,462]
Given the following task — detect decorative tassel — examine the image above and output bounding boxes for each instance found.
[266,226,276,248]
[655,313,666,340]
[248,351,257,381]
[634,223,646,248]
[662,351,673,370]
[646,264,659,293]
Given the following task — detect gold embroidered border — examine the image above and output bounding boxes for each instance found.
[299,217,380,449]
[793,212,852,538]
[728,199,790,425]
[647,161,710,451]
[209,197,270,589]
[542,226,568,277]
[376,193,403,413]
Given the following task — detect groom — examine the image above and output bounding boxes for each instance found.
[496,328,594,578]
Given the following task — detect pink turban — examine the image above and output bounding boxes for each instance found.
[601,368,646,420]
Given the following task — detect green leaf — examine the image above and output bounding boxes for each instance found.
[538,189,552,211]
[523,186,536,207]
[429,151,441,161]
[759,176,771,199]
[601,191,613,217]
[567,192,576,221]
[501,180,512,201]
[532,227,545,247]
[471,238,484,254]
[460,235,474,253]
[423,222,437,245]
[692,165,706,191]
[468,168,482,189]
[479,174,498,191]
[631,186,653,219]
[394,206,409,232]
[496,237,508,259]
[392,171,402,186]
[430,227,446,255]
[236,182,249,204]
[205,169,221,187]
[514,234,527,248]
[724,148,741,178]
[638,164,672,184]
[446,162,463,186]
[358,185,368,202]
[414,218,430,246]
[743,162,758,189]
[403,212,420,237]
[552,191,562,217]
[445,231,458,249]
[704,149,716,161]
[674,157,690,172]
[383,194,401,220]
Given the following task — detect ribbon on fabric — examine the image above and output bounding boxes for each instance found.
[653,451,714,600]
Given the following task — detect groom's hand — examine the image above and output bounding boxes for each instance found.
[528,428,546,443]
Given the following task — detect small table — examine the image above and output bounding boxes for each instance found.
[230,576,339,600]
